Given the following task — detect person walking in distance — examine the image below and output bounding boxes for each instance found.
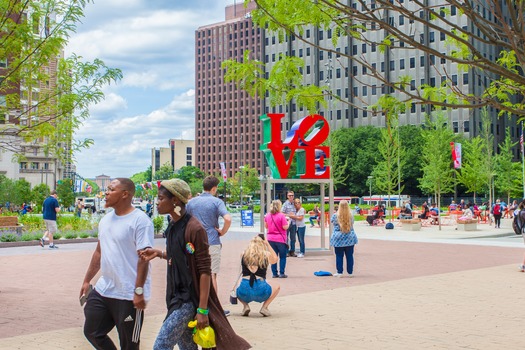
[186,176,232,314]
[282,191,297,257]
[330,200,358,277]
[492,199,503,228]
[80,178,154,350]
[40,190,60,249]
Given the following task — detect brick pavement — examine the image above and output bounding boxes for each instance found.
[1,219,524,349]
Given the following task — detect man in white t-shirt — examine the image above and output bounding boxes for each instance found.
[80,178,154,349]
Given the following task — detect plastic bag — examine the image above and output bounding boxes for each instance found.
[187,320,216,348]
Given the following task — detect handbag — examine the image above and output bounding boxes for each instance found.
[229,267,243,305]
[270,214,289,250]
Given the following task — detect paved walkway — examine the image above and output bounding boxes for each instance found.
[1,217,524,349]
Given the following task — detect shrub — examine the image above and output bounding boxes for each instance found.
[18,214,44,231]
[20,233,34,241]
[0,234,17,242]
[53,233,62,240]
[58,216,93,231]
[153,215,165,234]
[64,231,78,239]
[79,232,91,239]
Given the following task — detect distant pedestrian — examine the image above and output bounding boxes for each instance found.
[186,175,232,314]
[146,200,153,218]
[39,190,60,249]
[330,200,358,277]
[236,235,280,317]
[282,191,297,257]
[492,199,503,228]
[264,200,289,278]
[80,178,154,349]
[517,200,525,272]
[76,199,84,218]
[288,199,306,257]
[309,205,320,227]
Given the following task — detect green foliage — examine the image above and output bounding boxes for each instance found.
[56,178,75,208]
[57,215,93,231]
[63,231,78,239]
[14,180,32,206]
[152,215,165,234]
[177,166,205,183]
[494,129,520,201]
[419,113,456,209]
[79,232,91,239]
[0,234,17,242]
[19,214,45,231]
[154,163,177,181]
[31,184,50,212]
[0,0,122,159]
[456,136,487,200]
[20,233,35,242]
[131,166,153,184]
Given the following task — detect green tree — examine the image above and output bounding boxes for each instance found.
[14,179,32,206]
[131,166,153,184]
[419,113,456,227]
[153,163,176,181]
[0,175,16,207]
[331,126,381,195]
[177,166,205,184]
[456,136,486,202]
[226,0,525,119]
[31,183,50,212]
[479,109,497,205]
[0,0,122,159]
[495,128,519,202]
[370,96,405,213]
[56,178,75,208]
[398,125,424,195]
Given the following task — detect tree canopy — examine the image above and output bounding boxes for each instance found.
[230,0,525,118]
[0,0,122,160]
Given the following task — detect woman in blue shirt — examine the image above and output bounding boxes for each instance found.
[330,200,358,277]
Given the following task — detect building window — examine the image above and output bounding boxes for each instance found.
[453,121,459,133]
[463,121,470,133]
[410,57,415,68]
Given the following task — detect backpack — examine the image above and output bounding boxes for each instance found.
[493,204,501,215]
[513,210,525,235]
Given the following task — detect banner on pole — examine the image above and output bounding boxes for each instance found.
[219,162,227,182]
[451,142,462,169]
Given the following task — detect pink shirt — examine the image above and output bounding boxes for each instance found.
[265,212,288,243]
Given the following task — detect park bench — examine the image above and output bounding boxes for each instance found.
[456,219,477,231]
[0,216,23,235]
[400,218,421,231]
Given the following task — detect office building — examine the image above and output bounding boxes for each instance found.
[151,139,195,178]
[195,1,263,178]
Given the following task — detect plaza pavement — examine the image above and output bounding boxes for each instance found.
[1,216,525,349]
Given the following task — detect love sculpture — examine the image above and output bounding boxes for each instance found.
[260,113,330,179]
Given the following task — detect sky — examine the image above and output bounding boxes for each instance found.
[67,0,233,179]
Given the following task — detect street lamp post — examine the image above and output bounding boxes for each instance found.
[367,175,373,205]
[239,166,245,207]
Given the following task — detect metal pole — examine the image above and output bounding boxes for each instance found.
[522,122,525,198]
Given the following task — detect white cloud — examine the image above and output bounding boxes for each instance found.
[70,1,234,178]
[75,90,196,177]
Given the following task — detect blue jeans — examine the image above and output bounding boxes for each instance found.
[287,224,297,254]
[154,302,196,350]
[309,216,318,226]
[334,245,355,274]
[296,226,306,254]
[269,241,287,276]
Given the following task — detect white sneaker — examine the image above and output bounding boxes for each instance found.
[333,273,343,277]
[519,265,525,272]
[297,253,304,258]
[347,274,354,278]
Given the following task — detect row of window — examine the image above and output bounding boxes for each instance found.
[19,162,50,170]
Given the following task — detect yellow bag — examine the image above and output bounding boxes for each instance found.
[187,320,216,348]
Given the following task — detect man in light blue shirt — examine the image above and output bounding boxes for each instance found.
[186,176,232,297]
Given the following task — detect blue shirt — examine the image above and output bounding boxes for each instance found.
[186,193,229,245]
[330,213,358,247]
[42,196,59,221]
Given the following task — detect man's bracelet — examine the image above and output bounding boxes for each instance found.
[196,308,209,315]
[161,251,165,259]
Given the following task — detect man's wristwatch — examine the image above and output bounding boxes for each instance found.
[134,287,144,296]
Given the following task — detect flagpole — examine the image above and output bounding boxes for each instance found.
[520,122,525,199]
[522,122,525,198]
